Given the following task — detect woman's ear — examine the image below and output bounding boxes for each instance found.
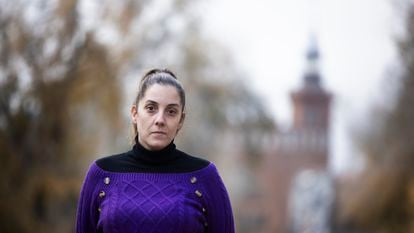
[131,104,138,124]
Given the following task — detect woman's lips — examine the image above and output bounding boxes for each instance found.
[152,131,166,135]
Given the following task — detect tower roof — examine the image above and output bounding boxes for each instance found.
[292,35,331,100]
[306,36,319,61]
[304,36,321,89]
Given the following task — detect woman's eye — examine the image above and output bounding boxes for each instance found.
[146,105,155,112]
[167,109,177,115]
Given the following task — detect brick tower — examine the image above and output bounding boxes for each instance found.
[258,38,332,233]
[290,37,332,164]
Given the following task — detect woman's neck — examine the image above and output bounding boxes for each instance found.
[132,140,178,164]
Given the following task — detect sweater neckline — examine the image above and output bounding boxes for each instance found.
[131,141,179,165]
[92,161,214,179]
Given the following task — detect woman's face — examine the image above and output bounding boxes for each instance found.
[131,84,185,151]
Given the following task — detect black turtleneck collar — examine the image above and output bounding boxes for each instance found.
[96,140,210,173]
[132,141,179,165]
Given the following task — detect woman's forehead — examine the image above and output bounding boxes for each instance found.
[141,84,181,105]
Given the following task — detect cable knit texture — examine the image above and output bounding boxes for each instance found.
[76,162,235,233]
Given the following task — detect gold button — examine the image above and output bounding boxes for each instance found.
[195,190,202,197]
[98,208,101,212]
[104,177,110,185]
[190,177,197,184]
[99,191,106,198]
[202,207,206,213]
[204,222,208,227]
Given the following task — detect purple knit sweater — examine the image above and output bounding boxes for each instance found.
[76,161,235,233]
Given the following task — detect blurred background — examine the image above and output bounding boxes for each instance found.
[0,0,413,232]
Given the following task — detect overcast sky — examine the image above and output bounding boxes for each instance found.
[200,0,398,174]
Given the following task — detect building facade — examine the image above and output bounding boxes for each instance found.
[238,40,333,233]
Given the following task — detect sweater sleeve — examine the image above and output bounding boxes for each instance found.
[203,163,235,233]
[76,163,100,233]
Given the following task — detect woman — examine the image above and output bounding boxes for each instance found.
[76,69,235,233]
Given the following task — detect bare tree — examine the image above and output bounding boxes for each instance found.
[0,1,275,232]
[335,2,414,233]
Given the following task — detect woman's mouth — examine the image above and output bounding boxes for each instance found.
[152,131,166,135]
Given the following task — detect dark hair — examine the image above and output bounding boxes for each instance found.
[132,68,186,143]
[134,68,185,108]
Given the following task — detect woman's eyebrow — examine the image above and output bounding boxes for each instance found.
[166,103,180,108]
[145,100,180,108]
[144,100,158,105]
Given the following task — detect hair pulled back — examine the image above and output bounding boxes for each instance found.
[134,68,185,108]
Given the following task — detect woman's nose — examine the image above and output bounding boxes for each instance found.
[154,112,166,126]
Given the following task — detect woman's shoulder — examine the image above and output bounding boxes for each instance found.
[174,149,211,172]
[175,151,223,179]
[95,151,134,172]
